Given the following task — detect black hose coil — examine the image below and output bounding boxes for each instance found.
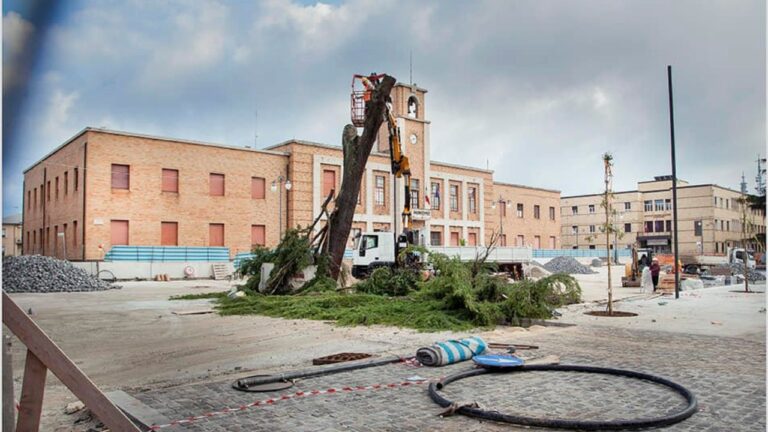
[428,364,698,430]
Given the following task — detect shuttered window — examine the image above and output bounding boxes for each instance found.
[161,222,178,246]
[450,232,460,246]
[111,220,129,245]
[468,232,477,246]
[162,169,179,193]
[209,223,224,246]
[111,164,129,189]
[251,177,265,199]
[323,170,336,198]
[251,224,266,247]
[210,173,225,196]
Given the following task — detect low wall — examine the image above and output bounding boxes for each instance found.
[71,261,235,280]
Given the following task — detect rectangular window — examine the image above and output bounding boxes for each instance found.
[450,185,459,211]
[549,207,555,220]
[725,199,729,209]
[251,224,266,247]
[572,226,578,234]
[719,197,723,208]
[64,171,68,195]
[209,223,225,246]
[209,173,225,196]
[655,220,664,232]
[251,177,265,199]
[534,205,540,219]
[694,220,702,236]
[450,232,460,246]
[161,222,178,246]
[589,225,595,233]
[517,203,523,218]
[162,169,179,193]
[468,186,477,214]
[47,181,51,201]
[375,175,385,206]
[665,199,672,210]
[111,164,129,189]
[624,223,631,233]
[726,221,730,231]
[654,199,664,211]
[110,220,129,245]
[74,167,79,191]
[500,203,507,218]
[500,234,507,247]
[624,202,631,211]
[645,221,654,233]
[33,189,37,208]
[430,231,442,246]
[468,232,477,246]
[431,182,441,210]
[516,235,525,247]
[713,196,717,206]
[323,169,336,198]
[644,200,652,211]
[27,190,31,209]
[55,177,59,199]
[534,236,541,249]
[572,205,578,214]
[54,225,58,255]
[411,179,420,209]
[588,204,595,214]
[73,221,78,248]
[549,236,556,249]
[666,220,672,232]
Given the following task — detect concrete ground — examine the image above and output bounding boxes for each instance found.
[3,271,765,431]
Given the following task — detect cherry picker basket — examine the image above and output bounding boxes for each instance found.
[350,74,385,127]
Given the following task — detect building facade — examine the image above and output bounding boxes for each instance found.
[561,176,766,254]
[22,83,561,260]
[3,214,23,257]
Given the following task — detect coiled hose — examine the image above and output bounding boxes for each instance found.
[428,364,698,430]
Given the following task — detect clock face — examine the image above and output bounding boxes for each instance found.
[410,133,418,145]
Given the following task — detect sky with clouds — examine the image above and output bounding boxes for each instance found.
[3,0,765,215]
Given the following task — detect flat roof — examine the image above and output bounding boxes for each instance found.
[431,160,493,174]
[493,181,560,194]
[562,183,744,199]
[24,127,290,174]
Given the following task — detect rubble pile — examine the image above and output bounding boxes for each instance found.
[543,256,597,275]
[591,258,603,267]
[728,263,766,282]
[3,255,119,293]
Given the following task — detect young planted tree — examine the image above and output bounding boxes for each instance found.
[737,193,759,293]
[601,153,620,315]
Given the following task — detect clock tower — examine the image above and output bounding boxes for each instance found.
[375,83,431,241]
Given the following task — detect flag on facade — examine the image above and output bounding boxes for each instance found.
[425,186,431,208]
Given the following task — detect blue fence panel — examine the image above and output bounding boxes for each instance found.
[232,249,354,271]
[104,246,230,262]
[532,249,631,258]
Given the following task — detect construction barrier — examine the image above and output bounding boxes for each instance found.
[532,249,631,258]
[104,246,230,262]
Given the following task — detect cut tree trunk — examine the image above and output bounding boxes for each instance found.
[327,75,396,279]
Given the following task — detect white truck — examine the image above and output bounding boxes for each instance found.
[351,232,533,279]
[681,247,756,274]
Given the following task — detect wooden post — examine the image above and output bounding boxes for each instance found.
[3,336,15,432]
[2,292,140,431]
[16,351,46,432]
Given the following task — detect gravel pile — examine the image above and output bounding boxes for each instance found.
[3,255,120,293]
[543,256,597,275]
[728,263,766,282]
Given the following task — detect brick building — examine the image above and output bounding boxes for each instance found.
[561,176,766,254]
[22,83,561,260]
[3,214,22,257]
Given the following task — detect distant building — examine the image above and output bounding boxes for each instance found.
[561,176,767,254]
[3,214,23,257]
[22,83,561,261]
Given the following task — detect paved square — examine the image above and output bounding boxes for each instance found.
[133,325,765,431]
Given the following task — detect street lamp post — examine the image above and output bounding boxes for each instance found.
[491,197,511,246]
[271,176,292,240]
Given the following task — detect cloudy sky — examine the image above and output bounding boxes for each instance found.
[3,0,765,215]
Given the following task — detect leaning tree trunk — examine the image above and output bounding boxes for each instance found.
[327,75,396,279]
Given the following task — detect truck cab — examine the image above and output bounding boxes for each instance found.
[352,232,397,278]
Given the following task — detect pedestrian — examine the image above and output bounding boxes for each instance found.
[650,257,661,291]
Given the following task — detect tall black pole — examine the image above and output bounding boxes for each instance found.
[668,65,680,299]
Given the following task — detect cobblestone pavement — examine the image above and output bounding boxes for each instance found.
[134,326,765,431]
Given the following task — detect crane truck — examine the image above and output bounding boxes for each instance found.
[348,74,532,279]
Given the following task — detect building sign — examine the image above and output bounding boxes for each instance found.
[647,238,669,246]
[412,209,431,221]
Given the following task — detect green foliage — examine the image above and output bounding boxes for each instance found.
[501,274,582,325]
[354,266,418,297]
[238,246,276,294]
[170,292,228,300]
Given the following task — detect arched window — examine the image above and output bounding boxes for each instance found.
[407,96,419,118]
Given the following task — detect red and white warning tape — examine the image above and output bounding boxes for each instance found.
[147,379,429,430]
